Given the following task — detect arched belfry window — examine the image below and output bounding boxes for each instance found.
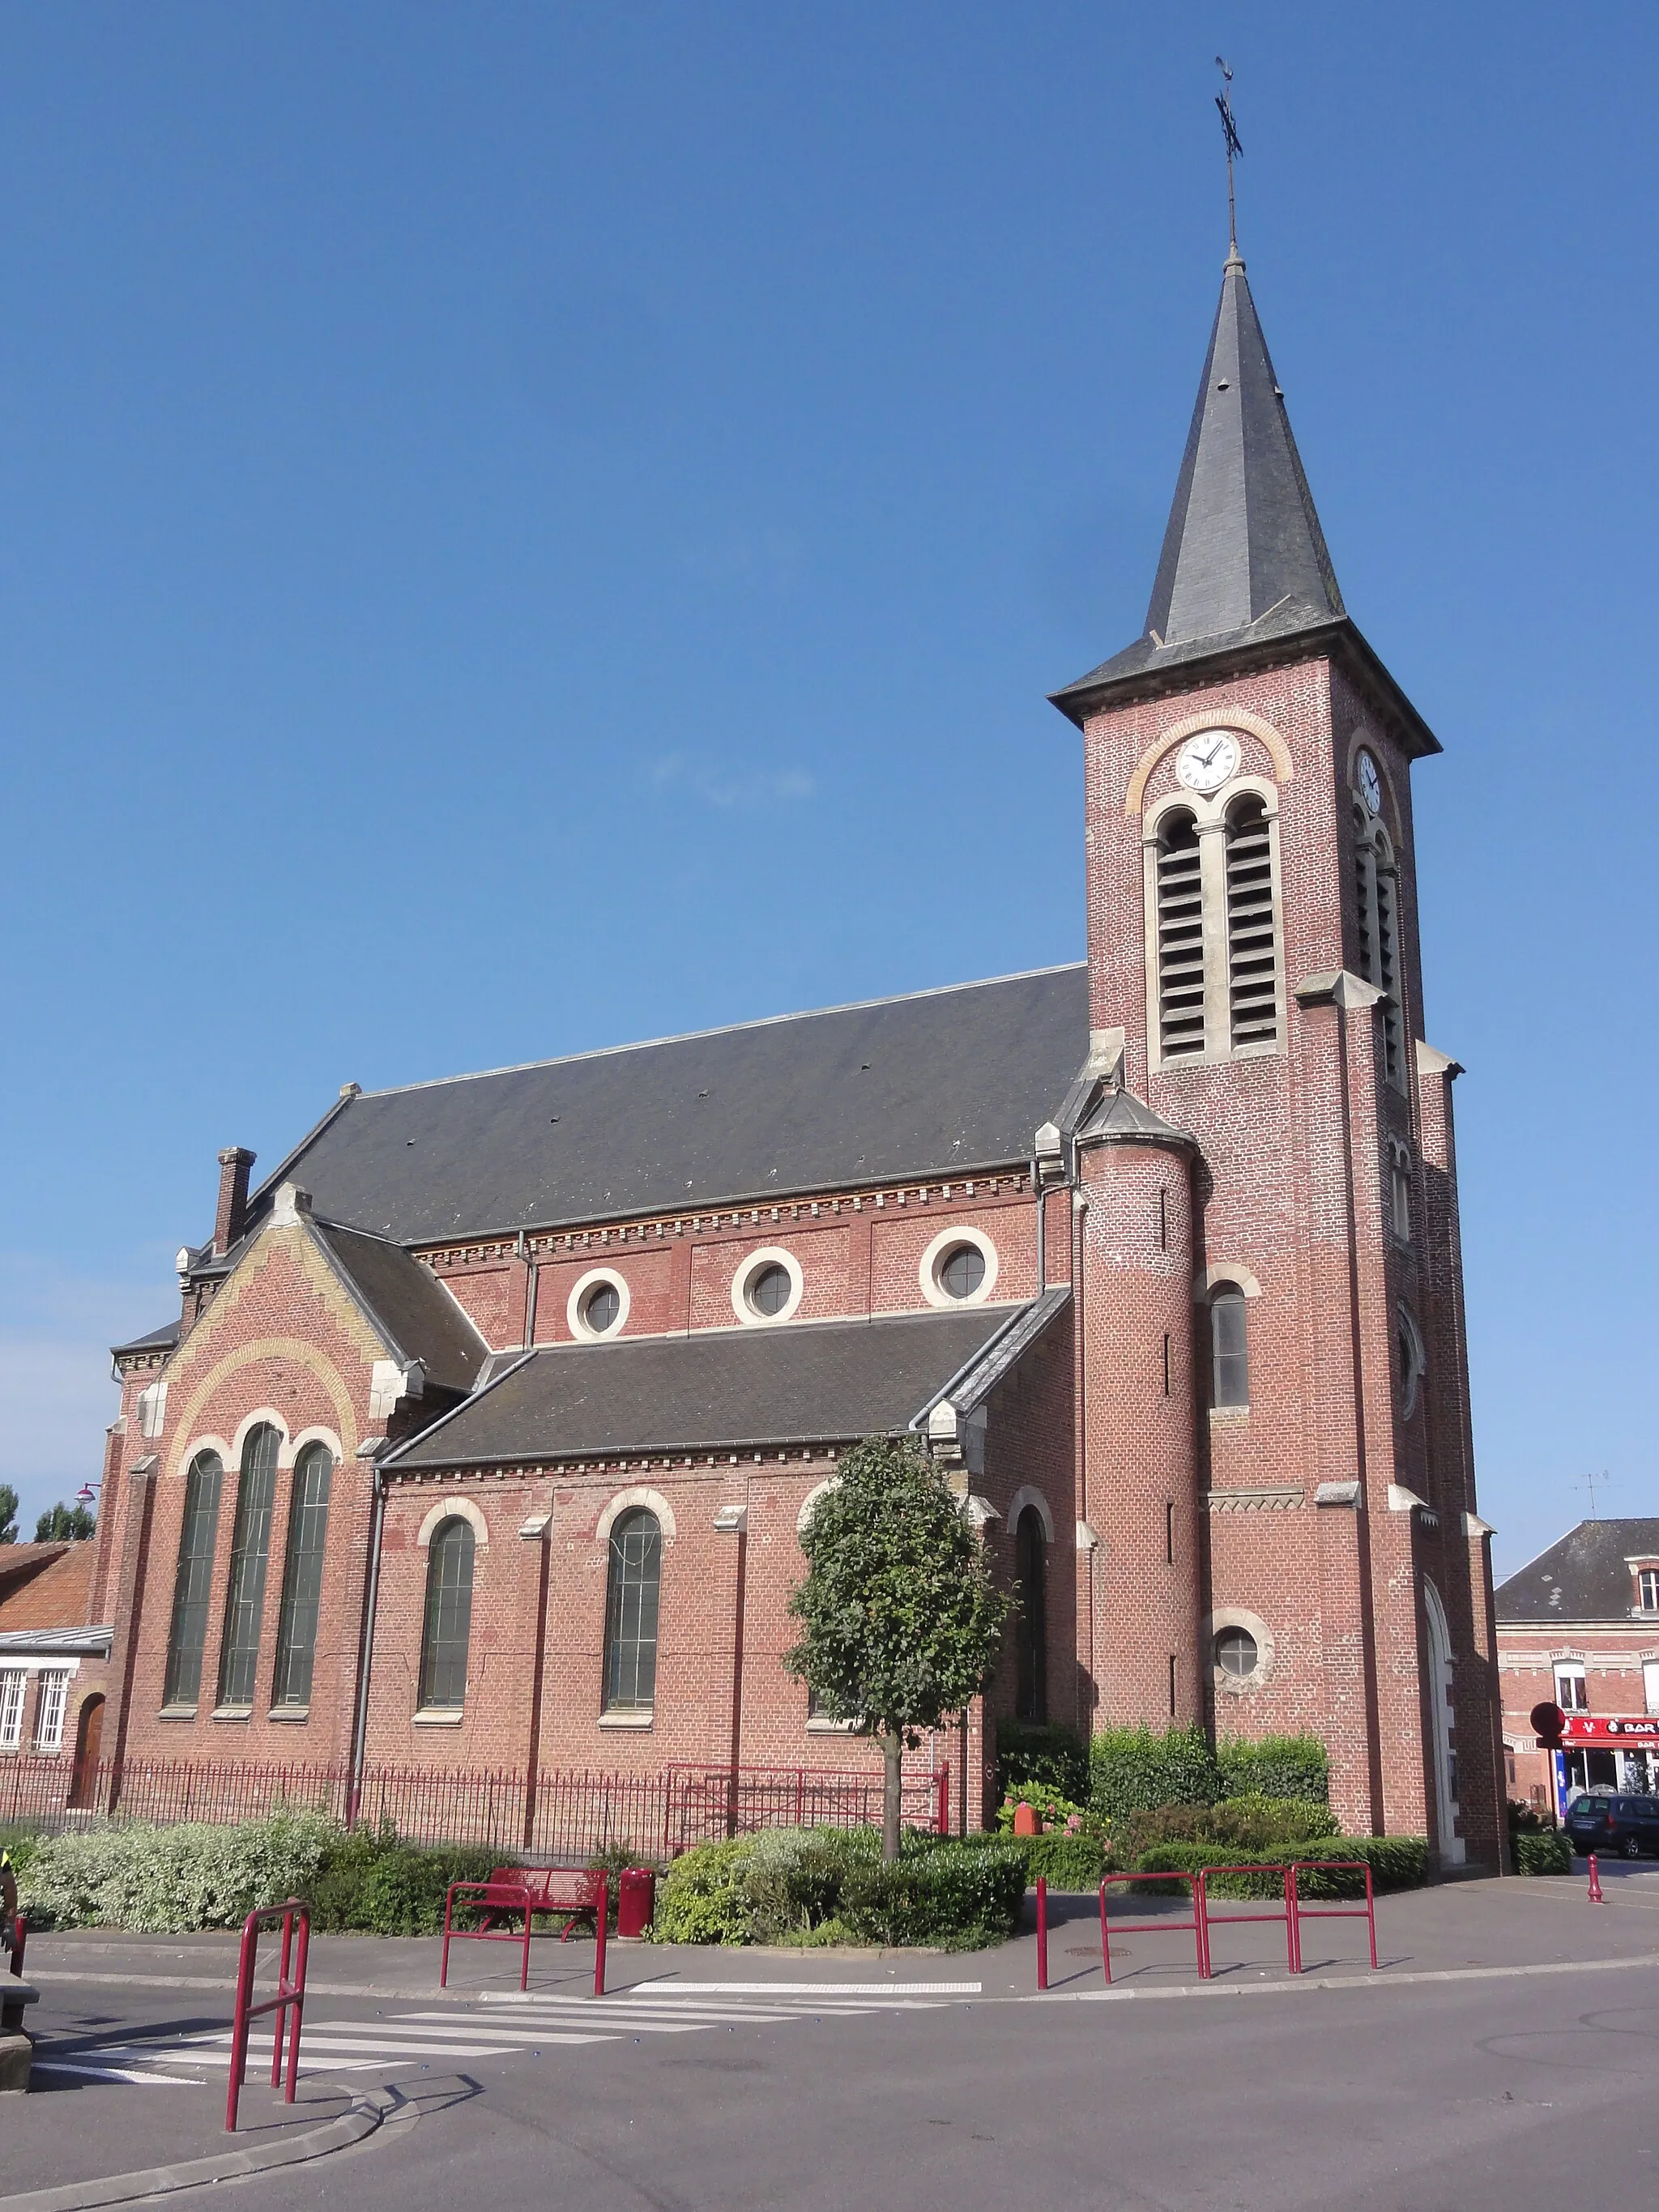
[1209,1286,1249,1408]
[1224,795,1279,1048]
[1353,797,1406,1089]
[604,1509,662,1714]
[164,1450,224,1708]
[418,1517,476,1711]
[1013,1507,1047,1723]
[1154,809,1206,1060]
[1147,777,1283,1069]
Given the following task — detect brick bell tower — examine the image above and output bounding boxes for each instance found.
[1050,241,1503,1865]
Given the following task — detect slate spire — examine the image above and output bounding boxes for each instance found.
[1050,248,1356,721]
[1145,248,1343,650]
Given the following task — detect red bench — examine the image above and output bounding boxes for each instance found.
[441,1867,608,1991]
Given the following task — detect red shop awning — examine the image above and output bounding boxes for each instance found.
[1563,1715,1659,1746]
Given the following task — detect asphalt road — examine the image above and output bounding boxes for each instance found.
[15,1873,1659,2211]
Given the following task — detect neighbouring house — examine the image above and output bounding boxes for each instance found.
[16,229,1501,1866]
[1496,1519,1659,1815]
[0,1542,110,1795]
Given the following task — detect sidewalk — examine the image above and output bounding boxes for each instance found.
[22,1859,1659,2002]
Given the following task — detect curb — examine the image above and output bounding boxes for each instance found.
[0,2086,391,2212]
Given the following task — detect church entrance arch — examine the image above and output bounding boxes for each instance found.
[1421,1580,1464,1866]
[69,1694,105,1808]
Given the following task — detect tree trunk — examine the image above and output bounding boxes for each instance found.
[882,1731,902,1863]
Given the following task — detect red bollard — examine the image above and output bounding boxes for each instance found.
[9,1915,25,1981]
[1036,1876,1048,1993]
[1588,1853,1605,1903]
[594,1873,608,1995]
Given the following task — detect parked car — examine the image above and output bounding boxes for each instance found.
[1563,1793,1659,1860]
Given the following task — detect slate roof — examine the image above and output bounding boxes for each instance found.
[1495,1520,1659,1625]
[110,1318,181,1362]
[1076,1085,1195,1149]
[243,965,1090,1247]
[313,1221,487,1396]
[386,1304,1041,1469]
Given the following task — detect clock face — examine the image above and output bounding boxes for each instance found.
[1358,750,1383,816]
[1175,729,1241,792]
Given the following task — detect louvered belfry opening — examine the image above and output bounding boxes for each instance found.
[1224,796,1278,1048]
[1374,846,1404,1085]
[1155,809,1206,1059]
[1353,809,1376,979]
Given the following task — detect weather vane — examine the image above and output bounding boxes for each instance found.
[1215,58,1243,256]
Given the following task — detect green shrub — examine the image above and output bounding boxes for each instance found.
[650,1837,757,1946]
[838,1843,1026,1948]
[309,1829,498,1936]
[1090,1724,1222,1822]
[996,1721,1088,1803]
[1131,1841,1290,1899]
[1291,1836,1427,1895]
[1515,1830,1574,1877]
[1014,1831,1111,1890]
[1210,1796,1337,1852]
[19,1813,336,1933]
[1218,1734,1329,1806]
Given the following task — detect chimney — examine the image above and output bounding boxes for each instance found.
[215,1148,256,1254]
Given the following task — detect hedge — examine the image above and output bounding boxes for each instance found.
[649,1826,1026,1949]
[1090,1725,1222,1822]
[1132,1835,1427,1899]
[996,1722,1089,1804]
[1217,1735,1329,1807]
[1515,1830,1575,1877]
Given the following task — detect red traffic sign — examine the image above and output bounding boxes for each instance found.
[1531,1700,1566,1750]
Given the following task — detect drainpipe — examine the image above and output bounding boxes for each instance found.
[348,1443,389,1830]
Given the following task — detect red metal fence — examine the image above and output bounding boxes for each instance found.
[0,1752,949,1856]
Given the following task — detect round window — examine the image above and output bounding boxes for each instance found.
[746,1263,792,1318]
[938,1243,987,1300]
[583,1282,621,1336]
[1214,1626,1259,1679]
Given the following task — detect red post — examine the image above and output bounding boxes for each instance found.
[594,1873,608,1997]
[226,1900,309,2132]
[936,1766,950,1838]
[1035,1876,1048,1992]
[1589,1852,1605,1903]
[10,1915,24,1981]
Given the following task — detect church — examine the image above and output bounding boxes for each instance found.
[20,235,1502,1867]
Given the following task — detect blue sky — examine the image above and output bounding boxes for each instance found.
[0,2,1652,1575]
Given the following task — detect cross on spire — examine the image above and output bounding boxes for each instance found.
[1215,58,1243,258]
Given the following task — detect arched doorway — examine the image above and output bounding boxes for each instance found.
[68,1694,104,1809]
[1420,1581,1465,1866]
[1014,1507,1047,1723]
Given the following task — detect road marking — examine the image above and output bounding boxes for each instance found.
[31,2061,197,2086]
[598,1980,982,1997]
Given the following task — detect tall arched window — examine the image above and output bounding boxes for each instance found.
[1224,795,1279,1048]
[1013,1507,1047,1723]
[164,1449,224,1707]
[603,1509,662,1714]
[217,1423,280,1708]
[1209,1286,1249,1408]
[1354,802,1405,1089]
[272,1442,334,1709]
[1154,809,1207,1060]
[418,1517,476,1711]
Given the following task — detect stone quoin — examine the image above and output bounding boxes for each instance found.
[18,237,1502,1866]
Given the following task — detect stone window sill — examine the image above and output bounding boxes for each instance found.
[1209,1404,1249,1428]
[598,1709,655,1729]
[412,1708,465,1726]
[805,1715,859,1733]
[211,1706,253,1722]
[157,1705,198,1722]
[267,1705,310,1723]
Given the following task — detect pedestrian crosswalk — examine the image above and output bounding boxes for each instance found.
[33,1979,983,2088]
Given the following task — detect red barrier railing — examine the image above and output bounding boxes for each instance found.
[225,1899,309,2133]
[1035,1875,1049,1990]
[1196,1865,1297,1975]
[1098,1872,1209,1984]
[441,1873,611,1995]
[1287,1860,1377,1971]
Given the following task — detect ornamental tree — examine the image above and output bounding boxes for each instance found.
[784,1435,1014,1860]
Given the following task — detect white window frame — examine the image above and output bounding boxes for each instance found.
[1555,1664,1589,1713]
[0,1669,25,1750]
[33,1669,70,1753]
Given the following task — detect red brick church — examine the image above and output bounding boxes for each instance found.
[19,240,1503,1865]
